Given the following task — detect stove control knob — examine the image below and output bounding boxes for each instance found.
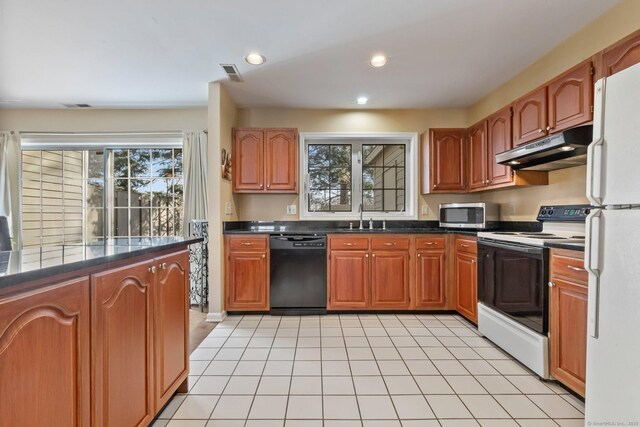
[584,208,591,215]
[541,210,547,215]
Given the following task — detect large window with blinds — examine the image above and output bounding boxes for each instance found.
[20,136,183,247]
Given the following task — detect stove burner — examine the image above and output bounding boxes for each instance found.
[493,232,518,235]
[521,232,555,236]
[527,236,566,239]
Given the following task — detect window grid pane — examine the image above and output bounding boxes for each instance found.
[307,144,352,212]
[362,144,406,212]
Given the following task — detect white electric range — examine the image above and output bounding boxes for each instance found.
[476,204,589,379]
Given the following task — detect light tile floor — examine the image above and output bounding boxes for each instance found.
[152,314,585,427]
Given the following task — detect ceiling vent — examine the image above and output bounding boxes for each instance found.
[220,64,243,82]
[62,103,92,108]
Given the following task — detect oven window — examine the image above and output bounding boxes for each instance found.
[441,207,482,224]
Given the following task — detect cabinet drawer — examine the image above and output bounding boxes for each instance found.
[228,236,268,251]
[371,237,410,251]
[415,236,446,250]
[330,237,369,250]
[455,238,477,254]
[551,251,587,284]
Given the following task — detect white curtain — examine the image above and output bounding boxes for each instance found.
[0,132,12,239]
[182,131,209,236]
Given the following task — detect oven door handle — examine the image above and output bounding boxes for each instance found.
[478,239,545,255]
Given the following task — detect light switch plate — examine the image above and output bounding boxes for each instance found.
[287,204,297,215]
[421,205,428,215]
[225,202,233,215]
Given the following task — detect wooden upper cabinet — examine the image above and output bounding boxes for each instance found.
[487,106,513,186]
[602,29,640,77]
[513,86,548,146]
[0,277,90,427]
[91,260,154,427]
[233,129,264,191]
[265,129,297,192]
[233,128,298,193]
[548,60,594,133]
[415,249,446,309]
[329,250,369,309]
[426,129,466,193]
[370,251,410,309]
[154,251,190,410]
[468,121,488,190]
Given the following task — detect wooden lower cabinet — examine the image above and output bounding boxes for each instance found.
[415,249,446,308]
[370,251,410,309]
[92,260,155,427]
[550,249,588,397]
[0,277,91,427]
[455,237,478,323]
[154,251,190,410]
[225,235,269,311]
[329,250,369,309]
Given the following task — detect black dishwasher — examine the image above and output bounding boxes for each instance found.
[269,235,327,315]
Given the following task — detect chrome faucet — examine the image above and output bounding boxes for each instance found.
[369,218,374,230]
[359,203,364,230]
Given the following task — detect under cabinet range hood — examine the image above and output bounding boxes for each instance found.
[496,125,593,171]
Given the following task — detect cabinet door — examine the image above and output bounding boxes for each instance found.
[92,261,154,427]
[0,278,90,427]
[602,29,640,77]
[487,106,513,186]
[329,250,369,309]
[415,250,446,308]
[233,129,264,192]
[429,129,466,192]
[154,251,190,410]
[370,251,410,309]
[548,61,593,133]
[227,251,269,310]
[468,121,488,190]
[455,251,478,323]
[513,87,547,146]
[550,278,588,397]
[265,129,297,192]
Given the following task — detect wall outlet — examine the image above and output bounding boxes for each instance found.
[225,202,233,215]
[287,204,297,215]
[421,205,428,215]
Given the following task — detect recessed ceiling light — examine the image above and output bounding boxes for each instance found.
[356,96,368,105]
[370,54,388,67]
[559,146,576,152]
[245,53,266,65]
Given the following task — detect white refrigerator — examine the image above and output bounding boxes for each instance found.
[585,62,640,424]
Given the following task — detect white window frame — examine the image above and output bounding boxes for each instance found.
[299,132,418,220]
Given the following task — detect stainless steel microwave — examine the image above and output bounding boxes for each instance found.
[439,202,500,230]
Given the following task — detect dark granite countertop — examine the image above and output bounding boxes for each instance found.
[0,237,204,289]
[223,220,541,236]
[545,241,585,252]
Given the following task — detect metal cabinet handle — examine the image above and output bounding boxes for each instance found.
[567,265,585,272]
[262,254,266,259]
[417,253,421,258]
[423,242,434,245]
[538,128,544,133]
[365,254,369,258]
[372,254,376,258]
[383,242,396,246]
[149,266,157,273]
[240,242,254,246]
[267,184,271,188]
[461,244,469,248]
[546,126,552,131]
[343,242,355,246]
[160,262,167,270]
[549,281,556,288]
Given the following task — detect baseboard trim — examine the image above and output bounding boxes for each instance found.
[206,311,227,323]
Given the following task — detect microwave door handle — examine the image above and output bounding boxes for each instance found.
[478,240,544,255]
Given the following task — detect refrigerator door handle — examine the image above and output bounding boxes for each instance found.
[587,78,605,207]
[585,209,602,338]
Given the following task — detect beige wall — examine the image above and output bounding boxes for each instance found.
[236,108,470,221]
[207,83,239,319]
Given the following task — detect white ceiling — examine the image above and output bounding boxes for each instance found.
[0,0,619,109]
